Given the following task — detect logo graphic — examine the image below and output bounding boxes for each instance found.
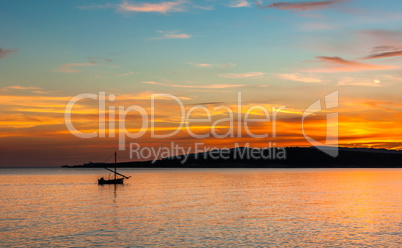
[302,91,339,157]
[64,91,339,158]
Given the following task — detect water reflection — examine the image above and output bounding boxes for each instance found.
[0,169,401,247]
[97,183,124,203]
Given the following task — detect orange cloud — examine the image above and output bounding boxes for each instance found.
[150,30,191,40]
[308,56,397,72]
[142,81,245,89]
[58,62,96,73]
[229,0,250,8]
[188,62,236,69]
[118,0,186,13]
[276,73,322,83]
[356,30,402,60]
[363,50,402,60]
[1,85,41,91]
[1,90,402,166]
[338,78,382,87]
[117,71,135,76]
[219,72,266,79]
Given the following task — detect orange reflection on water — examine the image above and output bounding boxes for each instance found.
[0,169,401,246]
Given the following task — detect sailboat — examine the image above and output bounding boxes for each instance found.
[98,152,131,185]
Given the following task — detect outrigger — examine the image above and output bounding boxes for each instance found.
[98,152,131,185]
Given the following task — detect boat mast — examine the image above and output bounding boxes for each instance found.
[114,151,117,180]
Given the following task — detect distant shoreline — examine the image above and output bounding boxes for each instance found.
[62,147,402,169]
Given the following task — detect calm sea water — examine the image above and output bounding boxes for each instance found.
[0,168,401,247]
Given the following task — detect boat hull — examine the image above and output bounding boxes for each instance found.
[98,178,124,185]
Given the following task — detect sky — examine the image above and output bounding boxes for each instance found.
[1,0,402,167]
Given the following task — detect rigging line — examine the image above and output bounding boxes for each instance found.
[103,152,114,163]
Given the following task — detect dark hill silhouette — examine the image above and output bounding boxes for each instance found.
[62,147,402,168]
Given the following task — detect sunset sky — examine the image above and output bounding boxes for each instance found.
[1,0,402,166]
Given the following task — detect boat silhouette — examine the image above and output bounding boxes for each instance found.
[98,152,131,185]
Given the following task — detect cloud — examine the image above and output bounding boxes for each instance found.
[358,30,402,47]
[0,85,54,94]
[58,62,96,73]
[308,56,397,72]
[299,22,336,31]
[354,30,402,60]
[87,56,112,63]
[118,0,186,13]
[32,90,52,94]
[317,56,370,67]
[142,81,245,89]
[338,78,382,87]
[363,50,402,60]
[382,75,402,81]
[2,85,41,90]
[195,63,213,68]
[189,62,236,69]
[188,102,225,105]
[78,3,113,10]
[150,30,191,40]
[371,46,402,53]
[219,72,266,78]
[80,1,216,13]
[117,71,136,76]
[229,0,250,8]
[0,48,18,59]
[192,4,214,10]
[276,73,322,83]
[254,0,348,11]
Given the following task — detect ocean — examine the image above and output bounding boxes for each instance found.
[0,168,401,247]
